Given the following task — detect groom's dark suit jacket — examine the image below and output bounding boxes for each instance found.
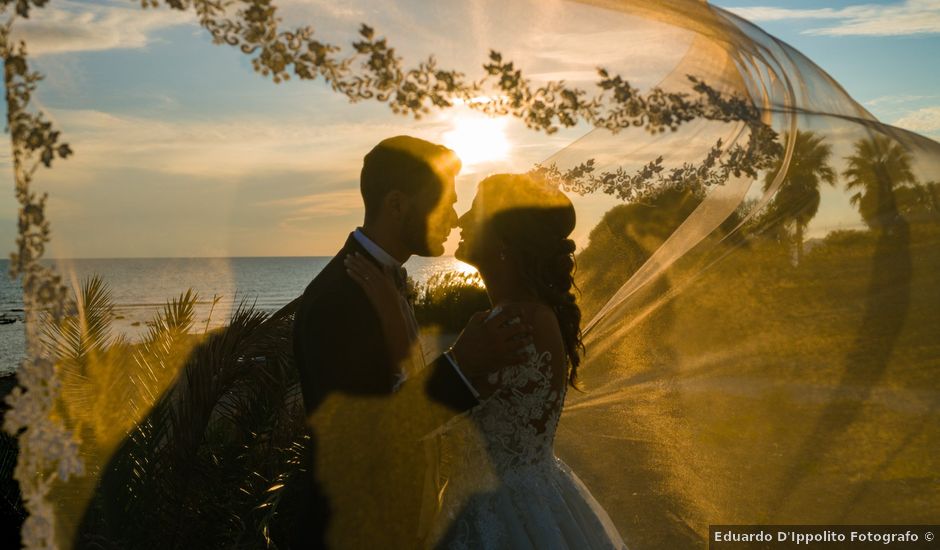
[290,233,477,549]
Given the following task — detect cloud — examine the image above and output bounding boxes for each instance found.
[728,0,940,36]
[46,108,389,180]
[865,94,940,107]
[893,106,940,134]
[29,102,584,256]
[279,0,366,22]
[11,0,195,56]
[262,190,363,217]
[527,28,690,67]
[44,101,578,184]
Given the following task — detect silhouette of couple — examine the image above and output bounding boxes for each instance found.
[292,136,626,549]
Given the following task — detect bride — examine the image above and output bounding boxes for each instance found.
[348,172,626,549]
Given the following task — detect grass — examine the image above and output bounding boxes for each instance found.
[557,221,940,548]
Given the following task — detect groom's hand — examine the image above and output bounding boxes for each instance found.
[450,306,533,381]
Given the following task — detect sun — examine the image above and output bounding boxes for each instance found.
[442,113,511,167]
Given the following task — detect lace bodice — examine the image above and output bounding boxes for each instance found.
[420,320,626,549]
[421,340,568,508]
[472,343,566,473]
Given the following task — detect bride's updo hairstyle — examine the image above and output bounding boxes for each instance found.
[476,173,584,387]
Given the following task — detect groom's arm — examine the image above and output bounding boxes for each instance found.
[382,354,478,442]
[394,307,534,437]
[410,306,536,419]
[297,279,477,411]
[423,353,479,412]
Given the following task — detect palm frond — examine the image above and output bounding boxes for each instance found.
[843,134,917,228]
[40,275,115,365]
[80,293,304,549]
[759,130,837,261]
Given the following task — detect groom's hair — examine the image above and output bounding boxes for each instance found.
[360,136,461,223]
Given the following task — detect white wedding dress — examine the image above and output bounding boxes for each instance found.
[419,325,627,549]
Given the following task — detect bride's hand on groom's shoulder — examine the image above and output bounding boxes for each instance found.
[345,252,416,372]
[451,306,534,389]
[344,252,399,313]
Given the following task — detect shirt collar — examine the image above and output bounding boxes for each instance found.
[353,227,402,269]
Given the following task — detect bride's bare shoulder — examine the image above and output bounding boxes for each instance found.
[501,301,564,354]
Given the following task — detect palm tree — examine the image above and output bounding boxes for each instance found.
[895,180,940,223]
[762,130,836,264]
[843,134,917,231]
[41,276,304,548]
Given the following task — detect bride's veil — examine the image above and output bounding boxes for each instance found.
[4,0,938,547]
[547,2,940,546]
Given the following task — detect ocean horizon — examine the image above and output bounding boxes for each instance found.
[0,256,469,373]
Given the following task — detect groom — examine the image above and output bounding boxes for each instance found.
[291,136,530,548]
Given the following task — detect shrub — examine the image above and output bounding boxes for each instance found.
[412,271,490,333]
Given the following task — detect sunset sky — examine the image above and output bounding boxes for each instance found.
[1,0,938,258]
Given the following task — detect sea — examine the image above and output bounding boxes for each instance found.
[0,256,466,374]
